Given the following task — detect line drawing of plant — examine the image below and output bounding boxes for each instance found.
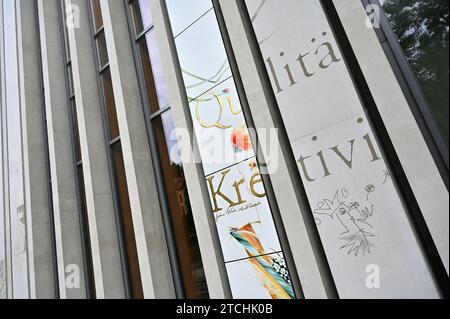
[382,168,391,185]
[314,188,376,257]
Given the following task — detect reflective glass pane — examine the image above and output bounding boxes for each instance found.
[67,63,74,97]
[165,0,213,37]
[112,142,144,299]
[138,31,171,112]
[91,0,103,30]
[96,31,108,68]
[77,167,90,245]
[70,99,82,162]
[154,110,208,299]
[380,0,449,144]
[174,10,232,100]
[101,68,120,140]
[131,0,153,35]
[62,8,71,61]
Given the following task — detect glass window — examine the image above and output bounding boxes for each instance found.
[91,0,103,31]
[380,0,449,144]
[101,68,120,140]
[77,165,91,229]
[67,62,74,96]
[138,31,171,112]
[165,0,213,37]
[96,31,109,68]
[62,16,71,61]
[154,111,209,299]
[70,99,82,162]
[166,0,295,299]
[131,0,153,35]
[174,10,232,101]
[112,142,144,299]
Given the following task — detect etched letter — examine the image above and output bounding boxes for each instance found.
[298,155,316,182]
[207,170,239,213]
[316,42,342,69]
[330,140,355,169]
[250,173,266,198]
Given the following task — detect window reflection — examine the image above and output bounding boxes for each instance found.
[67,63,74,96]
[380,0,449,143]
[165,0,213,37]
[112,142,144,299]
[62,16,71,61]
[154,111,208,299]
[96,31,109,68]
[131,0,153,35]
[77,165,96,296]
[91,0,103,31]
[138,31,171,112]
[101,68,120,140]
[173,10,232,101]
[70,99,82,163]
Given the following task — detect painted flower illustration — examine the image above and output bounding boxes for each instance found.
[231,125,252,152]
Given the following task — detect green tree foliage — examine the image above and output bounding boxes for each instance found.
[382,0,449,143]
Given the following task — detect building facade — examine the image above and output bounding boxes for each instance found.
[0,0,448,299]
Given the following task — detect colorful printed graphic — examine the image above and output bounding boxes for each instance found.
[189,78,255,175]
[206,158,282,262]
[230,223,294,299]
[231,125,252,152]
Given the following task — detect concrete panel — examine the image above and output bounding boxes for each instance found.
[37,0,87,299]
[66,0,127,298]
[17,0,56,299]
[100,0,175,298]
